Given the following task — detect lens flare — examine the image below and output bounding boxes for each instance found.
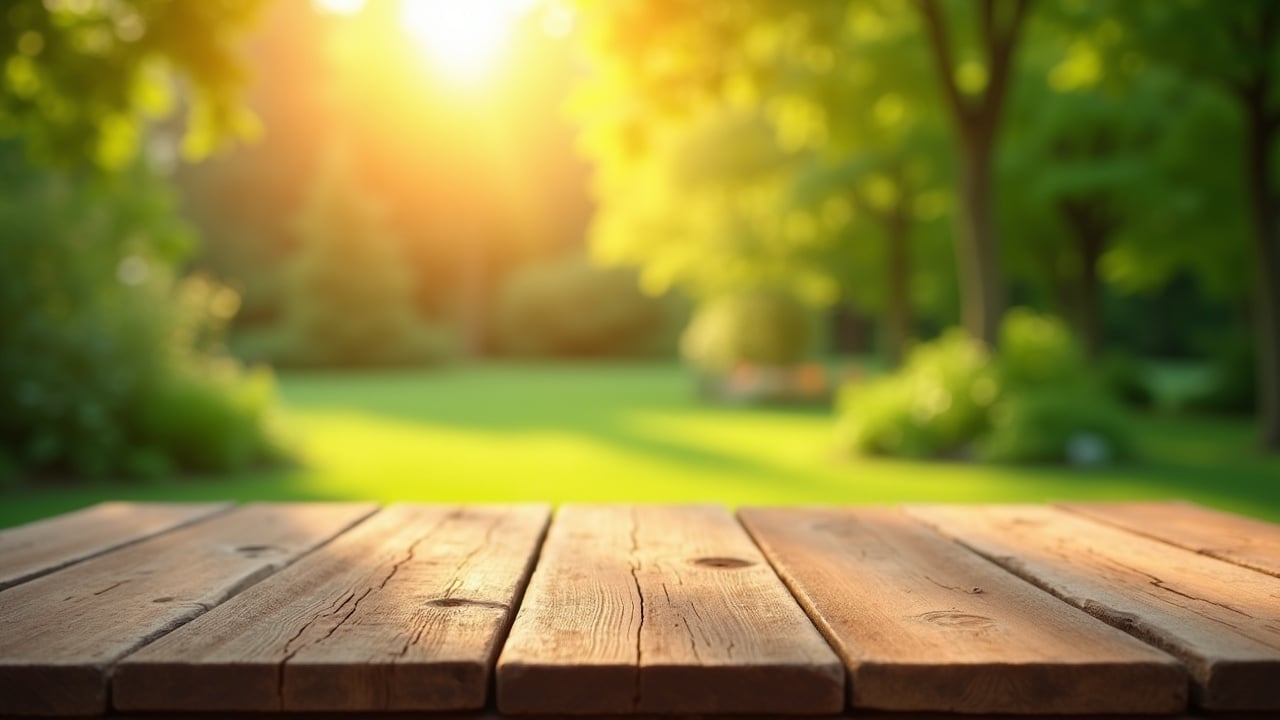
[400,0,534,83]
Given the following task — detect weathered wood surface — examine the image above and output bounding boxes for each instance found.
[0,503,376,717]
[114,504,549,712]
[74,707,1213,712]
[739,506,1187,714]
[909,504,1280,711]
[496,504,844,715]
[0,502,231,591]
[1058,501,1280,579]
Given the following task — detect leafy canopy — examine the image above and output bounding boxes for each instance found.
[1,0,264,169]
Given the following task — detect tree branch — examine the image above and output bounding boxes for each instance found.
[980,0,1030,127]
[915,0,973,125]
[980,0,996,55]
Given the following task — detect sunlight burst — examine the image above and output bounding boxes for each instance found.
[313,0,365,16]
[400,0,534,83]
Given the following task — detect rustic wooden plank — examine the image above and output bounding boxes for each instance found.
[77,707,1208,712]
[738,506,1187,714]
[1058,500,1280,579]
[0,502,376,717]
[113,504,550,712]
[0,502,232,591]
[908,504,1280,711]
[496,504,844,715]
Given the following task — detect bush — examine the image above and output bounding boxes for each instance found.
[836,309,1135,465]
[496,256,679,357]
[131,362,283,473]
[1187,333,1256,415]
[681,289,817,372]
[980,388,1135,464]
[997,307,1086,389]
[1099,352,1156,408]
[836,330,997,458]
[0,142,284,482]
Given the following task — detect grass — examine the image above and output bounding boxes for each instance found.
[2,361,1278,528]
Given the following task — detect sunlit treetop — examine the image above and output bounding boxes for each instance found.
[0,0,267,170]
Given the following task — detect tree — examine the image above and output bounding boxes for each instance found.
[785,1,956,363]
[1121,0,1280,448]
[571,0,1029,354]
[1000,8,1178,357]
[915,0,1030,346]
[278,146,452,368]
[1,1,278,481]
[0,0,264,169]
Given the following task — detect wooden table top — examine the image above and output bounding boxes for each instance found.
[0,501,1277,718]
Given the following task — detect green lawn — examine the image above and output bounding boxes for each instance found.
[3,361,1278,528]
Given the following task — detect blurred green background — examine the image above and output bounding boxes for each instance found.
[3,0,1278,527]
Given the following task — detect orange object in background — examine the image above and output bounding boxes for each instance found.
[729,363,761,392]
[795,363,827,397]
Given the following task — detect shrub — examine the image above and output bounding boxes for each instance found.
[1187,332,1256,415]
[998,307,1086,389]
[131,362,283,473]
[836,309,1136,465]
[681,289,817,372]
[836,330,997,458]
[1099,352,1156,408]
[0,142,284,482]
[496,256,679,357]
[980,388,1135,464]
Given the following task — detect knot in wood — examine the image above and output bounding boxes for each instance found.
[914,610,997,629]
[691,556,754,569]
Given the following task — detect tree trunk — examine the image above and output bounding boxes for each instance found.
[1061,201,1109,359]
[916,0,1025,349]
[1244,98,1280,449]
[884,208,914,366]
[955,128,1004,347]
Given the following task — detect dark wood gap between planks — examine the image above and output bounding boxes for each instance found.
[0,501,1278,718]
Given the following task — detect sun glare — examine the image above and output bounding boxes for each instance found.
[400,0,534,83]
[313,0,365,16]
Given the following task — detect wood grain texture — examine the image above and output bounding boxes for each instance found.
[909,504,1280,711]
[114,504,550,712]
[739,506,1187,714]
[496,504,843,715]
[1058,501,1280,579]
[0,502,232,591]
[70,707,1208,712]
[0,502,375,717]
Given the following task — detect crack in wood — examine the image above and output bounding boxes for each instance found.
[91,580,126,596]
[628,506,645,712]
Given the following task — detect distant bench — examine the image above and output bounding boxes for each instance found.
[0,499,1277,718]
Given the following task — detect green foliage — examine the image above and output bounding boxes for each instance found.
[838,310,1135,464]
[0,0,265,170]
[680,289,817,372]
[572,0,960,334]
[132,362,281,473]
[0,0,264,169]
[1188,333,1258,416]
[496,255,680,358]
[836,330,996,458]
[997,307,1086,388]
[269,150,455,369]
[0,142,282,481]
[1099,352,1155,409]
[980,387,1135,464]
